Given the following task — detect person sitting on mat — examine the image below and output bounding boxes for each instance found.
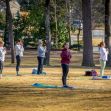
[15,40,24,76]
[61,42,72,88]
[0,41,6,79]
[98,41,108,76]
[37,40,46,74]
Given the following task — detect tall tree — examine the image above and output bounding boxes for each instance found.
[45,0,51,65]
[52,0,58,48]
[65,0,71,46]
[5,0,15,63]
[82,0,94,66]
[105,0,111,66]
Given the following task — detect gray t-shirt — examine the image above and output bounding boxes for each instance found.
[37,46,46,57]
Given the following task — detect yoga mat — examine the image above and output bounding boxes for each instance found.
[92,76,111,80]
[32,83,58,88]
[32,68,46,75]
[32,83,76,89]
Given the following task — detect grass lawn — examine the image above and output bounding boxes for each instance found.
[0,50,111,111]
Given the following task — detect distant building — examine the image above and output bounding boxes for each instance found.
[0,0,20,38]
[10,0,20,18]
[0,0,20,18]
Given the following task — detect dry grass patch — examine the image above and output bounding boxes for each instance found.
[0,67,111,111]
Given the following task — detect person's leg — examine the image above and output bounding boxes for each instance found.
[66,64,69,76]
[64,64,69,86]
[0,61,3,78]
[100,60,106,76]
[43,53,46,65]
[102,61,106,76]
[100,60,103,76]
[62,64,68,86]
[37,57,41,74]
[40,57,44,73]
[16,55,21,76]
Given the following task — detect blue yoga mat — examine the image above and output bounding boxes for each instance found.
[32,68,46,75]
[32,83,76,89]
[102,76,111,79]
[32,83,58,88]
[92,76,111,80]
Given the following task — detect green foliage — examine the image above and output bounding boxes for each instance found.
[13,12,29,41]
[13,0,46,47]
[16,0,105,49]
[50,0,70,48]
[0,12,5,30]
[57,20,68,47]
[28,1,45,40]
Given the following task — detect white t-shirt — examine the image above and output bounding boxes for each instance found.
[99,47,108,61]
[0,47,6,62]
[15,45,24,57]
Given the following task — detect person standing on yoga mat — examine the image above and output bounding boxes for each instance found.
[98,42,108,76]
[37,40,46,74]
[15,40,24,76]
[61,42,72,88]
[0,41,6,79]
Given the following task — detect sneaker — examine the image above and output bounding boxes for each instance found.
[63,85,70,88]
[16,74,22,76]
[63,85,74,89]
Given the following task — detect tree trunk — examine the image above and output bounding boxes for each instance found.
[4,10,9,47]
[45,0,51,65]
[66,0,71,46]
[52,0,58,48]
[5,0,15,63]
[77,28,81,51]
[105,0,111,66]
[54,0,58,48]
[82,0,94,66]
[105,0,110,48]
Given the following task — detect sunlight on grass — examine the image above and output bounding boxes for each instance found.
[0,50,111,111]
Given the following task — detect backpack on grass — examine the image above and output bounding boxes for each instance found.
[85,70,98,76]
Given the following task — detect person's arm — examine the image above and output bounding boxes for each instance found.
[0,50,2,57]
[20,41,24,52]
[61,51,67,58]
[0,49,6,57]
[15,45,21,51]
[39,46,46,53]
[44,46,46,53]
[21,46,24,52]
[61,51,64,58]
[3,47,6,54]
[102,48,108,55]
[106,48,109,54]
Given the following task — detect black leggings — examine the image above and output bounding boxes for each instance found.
[62,64,69,86]
[16,55,21,71]
[37,57,44,74]
[0,61,3,74]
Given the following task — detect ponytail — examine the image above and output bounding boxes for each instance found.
[98,41,104,48]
